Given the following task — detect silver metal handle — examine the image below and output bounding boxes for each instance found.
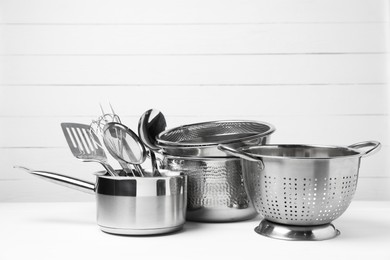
[348,141,381,157]
[14,166,95,195]
[217,145,258,161]
[118,161,135,177]
[100,162,118,177]
[149,151,161,177]
[152,151,165,171]
[133,164,145,177]
[217,145,264,169]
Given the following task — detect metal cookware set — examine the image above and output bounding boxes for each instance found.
[16,106,381,241]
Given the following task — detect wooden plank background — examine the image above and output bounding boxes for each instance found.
[0,0,389,201]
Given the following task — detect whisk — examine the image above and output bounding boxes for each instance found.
[90,103,135,176]
[90,103,121,138]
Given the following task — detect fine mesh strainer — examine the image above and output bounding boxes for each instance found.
[156,120,275,157]
[219,141,381,240]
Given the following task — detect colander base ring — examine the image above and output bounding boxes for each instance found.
[254,220,340,241]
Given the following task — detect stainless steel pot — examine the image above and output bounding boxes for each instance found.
[17,167,187,235]
[219,141,381,240]
[155,120,275,222]
[161,156,258,222]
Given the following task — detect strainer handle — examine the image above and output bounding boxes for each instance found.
[348,141,381,157]
[218,145,264,169]
[217,145,257,161]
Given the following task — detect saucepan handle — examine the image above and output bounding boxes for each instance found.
[347,141,381,157]
[217,145,264,170]
[14,166,95,195]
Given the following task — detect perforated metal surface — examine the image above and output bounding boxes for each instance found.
[157,120,274,146]
[163,156,257,222]
[242,157,360,226]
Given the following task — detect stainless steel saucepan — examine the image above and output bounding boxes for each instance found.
[15,166,187,235]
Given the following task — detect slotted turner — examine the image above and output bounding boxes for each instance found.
[61,123,118,176]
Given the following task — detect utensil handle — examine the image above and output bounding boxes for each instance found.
[118,161,135,177]
[133,164,145,177]
[14,166,95,195]
[101,163,118,176]
[149,150,161,177]
[348,141,381,157]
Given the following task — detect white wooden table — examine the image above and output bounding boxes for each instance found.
[1,201,389,260]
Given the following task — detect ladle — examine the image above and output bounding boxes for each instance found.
[138,109,167,176]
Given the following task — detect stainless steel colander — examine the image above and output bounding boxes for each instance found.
[219,141,381,240]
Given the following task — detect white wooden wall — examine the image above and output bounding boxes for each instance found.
[1,0,389,202]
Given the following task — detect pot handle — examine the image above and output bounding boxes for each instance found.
[218,145,264,169]
[14,166,95,195]
[347,141,381,157]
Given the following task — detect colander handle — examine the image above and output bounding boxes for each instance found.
[218,144,264,169]
[348,141,381,157]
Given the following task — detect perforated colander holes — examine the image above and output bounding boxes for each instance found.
[251,174,264,211]
[338,175,358,208]
[303,178,321,220]
[279,177,298,220]
[316,186,336,222]
[331,176,346,209]
[301,196,311,218]
[318,177,337,220]
[263,175,281,219]
[326,177,338,202]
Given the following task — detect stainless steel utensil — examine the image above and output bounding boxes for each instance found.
[138,109,167,151]
[219,141,381,240]
[156,120,275,157]
[149,150,160,177]
[138,109,167,176]
[15,166,187,235]
[61,123,118,176]
[89,104,134,176]
[90,103,121,138]
[103,122,147,177]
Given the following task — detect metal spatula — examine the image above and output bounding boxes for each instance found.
[61,122,118,176]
